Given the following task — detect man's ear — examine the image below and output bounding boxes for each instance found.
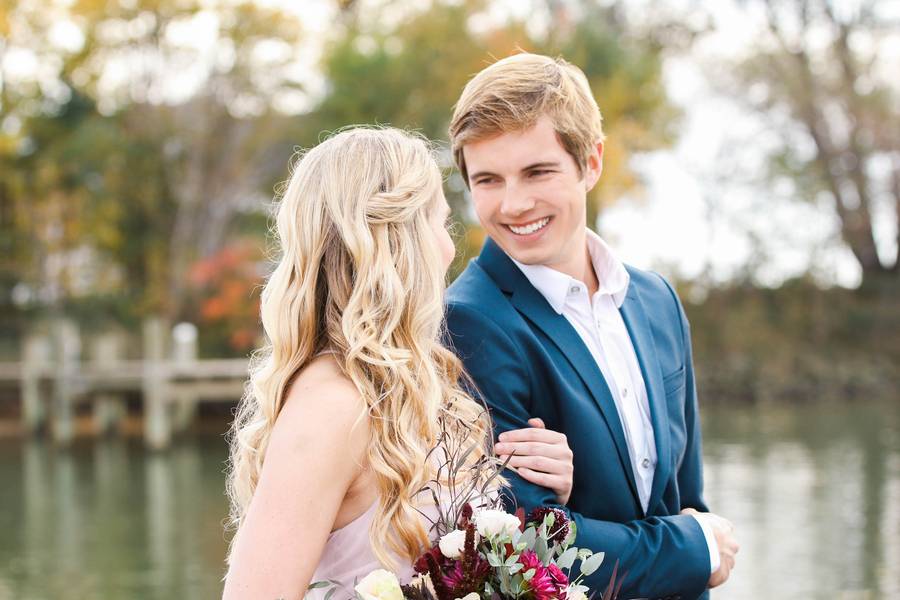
[584,140,604,192]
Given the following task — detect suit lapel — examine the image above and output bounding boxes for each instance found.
[477,239,642,508]
[619,273,672,514]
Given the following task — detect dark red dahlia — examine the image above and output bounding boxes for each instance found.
[414,546,448,574]
[528,507,570,545]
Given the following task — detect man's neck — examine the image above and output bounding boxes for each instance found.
[544,240,599,297]
[582,246,600,297]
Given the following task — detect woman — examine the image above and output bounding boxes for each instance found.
[222,127,574,599]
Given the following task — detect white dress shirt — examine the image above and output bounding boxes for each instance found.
[512,229,720,575]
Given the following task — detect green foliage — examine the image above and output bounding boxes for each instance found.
[1,0,302,341]
[2,0,677,357]
[717,0,899,280]
[683,275,900,403]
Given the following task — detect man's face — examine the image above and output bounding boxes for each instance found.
[462,116,602,275]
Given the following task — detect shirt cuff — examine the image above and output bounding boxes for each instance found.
[689,513,721,574]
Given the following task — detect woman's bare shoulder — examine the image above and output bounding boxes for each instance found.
[273,354,369,454]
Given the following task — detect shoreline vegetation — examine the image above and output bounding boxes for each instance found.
[684,276,899,405]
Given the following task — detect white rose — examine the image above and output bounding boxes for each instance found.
[454,593,481,600]
[354,569,403,600]
[473,508,520,540]
[410,573,436,598]
[566,587,588,600]
[438,528,468,559]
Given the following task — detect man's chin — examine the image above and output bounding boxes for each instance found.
[495,241,548,266]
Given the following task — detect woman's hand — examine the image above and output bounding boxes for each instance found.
[493,418,574,505]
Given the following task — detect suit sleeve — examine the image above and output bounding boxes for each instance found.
[445,301,711,600]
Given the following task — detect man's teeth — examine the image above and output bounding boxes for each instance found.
[508,218,550,235]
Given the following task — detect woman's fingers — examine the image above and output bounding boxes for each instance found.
[494,440,572,460]
[498,426,567,445]
[495,421,575,505]
[502,454,572,475]
[517,466,557,487]
[517,467,571,505]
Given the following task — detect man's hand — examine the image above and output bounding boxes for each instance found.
[681,508,740,588]
[494,418,574,505]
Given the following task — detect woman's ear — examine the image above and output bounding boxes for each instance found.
[584,140,604,192]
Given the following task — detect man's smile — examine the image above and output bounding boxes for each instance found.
[506,216,552,236]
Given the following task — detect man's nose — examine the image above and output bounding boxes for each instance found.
[499,182,535,218]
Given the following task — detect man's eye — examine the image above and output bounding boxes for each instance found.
[529,170,551,177]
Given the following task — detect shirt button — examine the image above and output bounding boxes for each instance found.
[622,387,629,398]
[642,457,651,469]
[570,285,580,294]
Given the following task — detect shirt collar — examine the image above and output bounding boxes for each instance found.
[511,229,630,314]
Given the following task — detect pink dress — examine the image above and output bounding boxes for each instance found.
[306,500,437,599]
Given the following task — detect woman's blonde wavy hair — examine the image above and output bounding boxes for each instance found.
[225,126,492,568]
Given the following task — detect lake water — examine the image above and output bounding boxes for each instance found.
[0,399,898,599]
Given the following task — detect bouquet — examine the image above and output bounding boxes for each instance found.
[309,410,620,600]
[349,503,620,600]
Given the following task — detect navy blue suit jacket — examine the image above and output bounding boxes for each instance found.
[445,237,712,600]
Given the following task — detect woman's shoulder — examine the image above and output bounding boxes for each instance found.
[273,354,370,458]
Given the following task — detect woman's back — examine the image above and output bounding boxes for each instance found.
[223,355,373,598]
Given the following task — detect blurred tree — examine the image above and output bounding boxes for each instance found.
[313,0,677,272]
[1,0,303,325]
[723,0,899,284]
[1,0,679,351]
[187,238,263,355]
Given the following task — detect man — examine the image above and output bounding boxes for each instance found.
[445,53,739,600]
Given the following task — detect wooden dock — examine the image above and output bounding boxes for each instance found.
[0,317,250,449]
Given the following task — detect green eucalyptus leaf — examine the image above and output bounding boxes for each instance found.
[564,521,577,547]
[557,546,578,570]
[522,567,536,581]
[307,581,332,590]
[579,551,605,576]
[520,526,537,547]
[535,535,550,565]
[544,512,556,530]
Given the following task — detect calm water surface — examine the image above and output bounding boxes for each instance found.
[0,399,898,599]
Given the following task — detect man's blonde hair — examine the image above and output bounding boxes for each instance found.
[449,52,605,185]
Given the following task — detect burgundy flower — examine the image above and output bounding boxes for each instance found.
[528,507,570,546]
[459,503,474,528]
[518,550,560,600]
[414,546,448,574]
[442,555,491,596]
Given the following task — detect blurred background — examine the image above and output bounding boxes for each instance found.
[0,0,898,598]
